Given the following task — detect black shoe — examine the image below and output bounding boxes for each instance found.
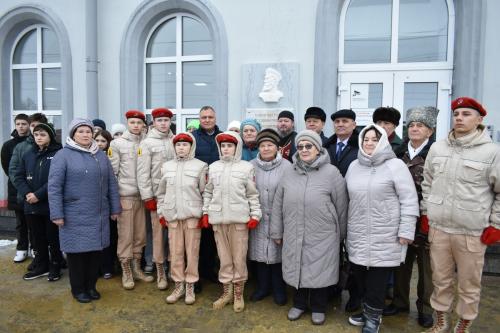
[73,293,92,303]
[47,262,61,282]
[418,312,434,328]
[348,312,365,326]
[383,303,409,316]
[250,289,271,302]
[345,296,361,312]
[23,266,49,280]
[27,259,37,272]
[194,281,202,294]
[60,258,67,269]
[362,304,383,333]
[273,292,287,306]
[88,289,101,300]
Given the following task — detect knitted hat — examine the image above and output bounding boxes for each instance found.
[227,120,241,131]
[240,118,262,132]
[373,107,401,126]
[406,106,440,129]
[125,110,146,122]
[451,97,487,116]
[187,119,200,130]
[295,129,323,152]
[331,109,356,121]
[173,132,193,144]
[68,118,94,139]
[152,107,173,119]
[304,107,326,122]
[110,123,126,136]
[92,118,106,130]
[33,123,57,142]
[278,110,294,121]
[256,128,280,147]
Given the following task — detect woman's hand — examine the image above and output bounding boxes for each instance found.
[399,237,413,245]
[53,219,64,226]
[110,214,119,221]
[26,193,39,204]
[273,239,282,245]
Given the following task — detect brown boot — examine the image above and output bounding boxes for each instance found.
[424,311,450,333]
[131,258,154,282]
[156,263,168,290]
[233,282,245,313]
[453,318,472,333]
[213,283,233,309]
[166,282,184,304]
[185,282,195,305]
[120,259,135,290]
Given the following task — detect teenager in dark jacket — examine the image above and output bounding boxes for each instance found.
[1,113,31,263]
[13,123,63,281]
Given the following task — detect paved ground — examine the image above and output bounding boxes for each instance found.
[1,242,499,333]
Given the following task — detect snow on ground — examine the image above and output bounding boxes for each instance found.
[0,239,17,247]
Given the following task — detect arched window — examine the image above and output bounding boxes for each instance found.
[144,14,214,129]
[11,25,62,128]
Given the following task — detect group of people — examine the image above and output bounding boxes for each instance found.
[1,96,499,333]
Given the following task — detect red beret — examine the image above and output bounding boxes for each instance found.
[125,110,146,121]
[216,133,238,145]
[152,108,173,119]
[173,133,193,144]
[451,97,487,116]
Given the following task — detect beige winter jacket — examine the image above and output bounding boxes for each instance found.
[202,131,262,224]
[109,130,145,197]
[156,132,208,221]
[421,125,500,236]
[137,128,175,200]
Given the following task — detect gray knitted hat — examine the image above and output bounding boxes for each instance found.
[295,129,323,152]
[68,118,94,139]
[406,106,439,129]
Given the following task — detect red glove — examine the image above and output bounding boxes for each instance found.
[159,217,168,228]
[198,214,210,229]
[247,218,259,229]
[420,215,429,234]
[144,199,157,211]
[481,226,500,245]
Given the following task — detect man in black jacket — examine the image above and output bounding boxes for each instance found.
[1,113,30,263]
[277,110,297,162]
[304,106,329,145]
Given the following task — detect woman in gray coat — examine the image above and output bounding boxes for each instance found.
[271,130,348,325]
[345,124,419,333]
[249,128,292,305]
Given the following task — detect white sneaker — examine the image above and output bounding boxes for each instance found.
[13,250,28,263]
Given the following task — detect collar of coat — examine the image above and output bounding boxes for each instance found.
[293,149,330,174]
[447,124,491,148]
[325,129,359,148]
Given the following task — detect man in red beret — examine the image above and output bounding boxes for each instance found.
[109,110,153,290]
[420,97,500,332]
[137,108,175,290]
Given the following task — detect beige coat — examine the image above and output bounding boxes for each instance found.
[156,132,208,221]
[109,130,145,197]
[421,125,500,236]
[202,131,262,224]
[137,128,175,200]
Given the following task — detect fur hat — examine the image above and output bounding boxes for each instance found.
[406,106,440,129]
[295,129,323,152]
[305,107,326,122]
[373,107,401,126]
[256,128,280,147]
[68,118,94,139]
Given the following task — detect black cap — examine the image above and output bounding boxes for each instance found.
[331,109,356,121]
[372,107,401,126]
[278,110,294,121]
[33,123,57,142]
[304,107,326,122]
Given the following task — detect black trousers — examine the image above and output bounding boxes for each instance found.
[15,209,32,251]
[67,251,102,295]
[198,228,218,280]
[293,287,329,313]
[351,262,394,310]
[101,219,118,274]
[25,214,62,266]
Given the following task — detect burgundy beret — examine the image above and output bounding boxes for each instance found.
[125,110,146,121]
[152,107,173,119]
[451,97,487,116]
[216,133,238,145]
[173,133,193,144]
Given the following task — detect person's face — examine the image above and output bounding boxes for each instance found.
[220,142,236,157]
[94,134,109,151]
[362,129,379,156]
[15,119,29,136]
[93,126,103,134]
[33,130,50,148]
[277,118,294,135]
[408,122,433,144]
[453,108,483,137]
[305,118,325,134]
[73,126,93,147]
[175,141,191,158]
[154,117,171,133]
[258,141,278,161]
[297,140,319,163]
[113,132,123,139]
[334,118,356,139]
[199,109,216,131]
[29,121,41,135]
[376,120,396,137]
[127,118,145,135]
[242,125,258,144]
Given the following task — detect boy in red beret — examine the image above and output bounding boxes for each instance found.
[421,97,500,332]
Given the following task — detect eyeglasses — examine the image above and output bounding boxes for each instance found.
[297,144,314,151]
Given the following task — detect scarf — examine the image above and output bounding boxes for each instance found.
[65,137,100,155]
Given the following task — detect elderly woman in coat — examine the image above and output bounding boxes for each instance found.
[48,118,121,303]
[248,128,292,305]
[271,130,348,325]
[345,124,419,333]
[240,118,261,161]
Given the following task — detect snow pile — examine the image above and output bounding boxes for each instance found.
[0,239,17,247]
